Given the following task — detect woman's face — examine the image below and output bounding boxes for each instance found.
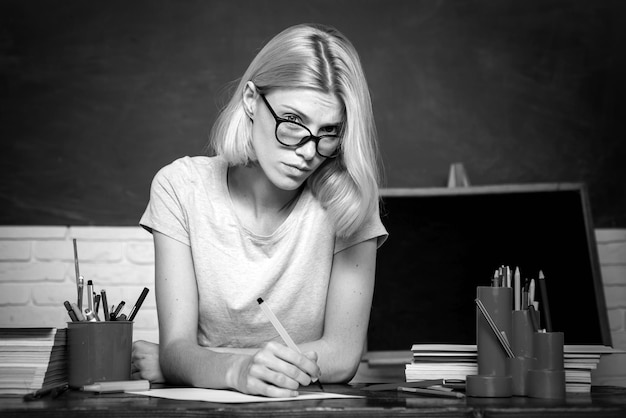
[246,86,343,191]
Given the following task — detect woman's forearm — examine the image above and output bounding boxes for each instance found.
[299,337,365,383]
[160,339,246,389]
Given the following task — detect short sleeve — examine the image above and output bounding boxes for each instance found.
[139,161,191,246]
[334,203,388,254]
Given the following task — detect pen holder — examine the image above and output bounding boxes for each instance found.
[466,286,513,398]
[527,331,566,399]
[509,310,539,396]
[67,321,133,388]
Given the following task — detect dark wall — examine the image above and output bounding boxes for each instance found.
[1,0,625,227]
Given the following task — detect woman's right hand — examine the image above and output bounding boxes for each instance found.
[230,341,321,397]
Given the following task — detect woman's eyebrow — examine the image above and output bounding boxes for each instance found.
[280,104,343,127]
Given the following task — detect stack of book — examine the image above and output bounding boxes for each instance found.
[0,328,67,395]
[406,344,610,393]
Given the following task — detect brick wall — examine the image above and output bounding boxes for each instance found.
[0,226,624,386]
[0,226,158,343]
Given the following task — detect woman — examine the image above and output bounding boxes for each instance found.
[133,23,387,398]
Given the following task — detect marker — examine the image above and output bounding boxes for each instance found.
[82,380,149,393]
[101,290,109,321]
[538,270,553,332]
[84,308,97,322]
[87,280,94,313]
[70,302,86,321]
[128,287,149,321]
[63,301,79,322]
[257,298,324,391]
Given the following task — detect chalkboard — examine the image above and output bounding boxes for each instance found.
[1,0,625,226]
[369,184,611,350]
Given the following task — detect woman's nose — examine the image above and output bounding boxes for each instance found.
[295,138,317,160]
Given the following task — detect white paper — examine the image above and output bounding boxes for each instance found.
[126,387,362,403]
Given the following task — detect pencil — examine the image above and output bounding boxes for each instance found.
[257,297,324,392]
[397,386,465,398]
[514,267,521,310]
[538,270,553,332]
[475,298,515,358]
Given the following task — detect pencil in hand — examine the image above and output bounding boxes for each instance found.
[257,298,324,391]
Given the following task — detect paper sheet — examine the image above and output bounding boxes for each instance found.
[126,387,363,403]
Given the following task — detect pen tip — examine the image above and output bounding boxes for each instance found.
[539,270,544,279]
[257,298,264,304]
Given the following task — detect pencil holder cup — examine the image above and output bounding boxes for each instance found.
[67,321,133,388]
[527,331,566,400]
[509,310,539,396]
[466,286,513,398]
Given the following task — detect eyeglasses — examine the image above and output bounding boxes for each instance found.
[259,94,341,158]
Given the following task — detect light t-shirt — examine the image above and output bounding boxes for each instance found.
[140,156,387,348]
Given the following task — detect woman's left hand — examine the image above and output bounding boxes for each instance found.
[131,340,165,383]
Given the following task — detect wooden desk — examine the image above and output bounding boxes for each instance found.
[1,385,626,417]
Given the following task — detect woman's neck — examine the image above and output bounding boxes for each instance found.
[227,164,301,234]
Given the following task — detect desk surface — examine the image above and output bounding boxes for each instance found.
[2,385,626,418]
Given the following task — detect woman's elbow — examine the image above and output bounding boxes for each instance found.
[325,350,363,383]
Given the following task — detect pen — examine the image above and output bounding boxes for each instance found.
[111,301,125,320]
[538,270,553,332]
[81,380,150,393]
[101,290,109,321]
[528,278,536,308]
[257,297,324,392]
[528,304,540,332]
[94,294,101,319]
[128,287,149,321]
[77,276,84,312]
[397,386,465,398]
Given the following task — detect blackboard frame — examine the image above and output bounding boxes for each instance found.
[368,183,611,354]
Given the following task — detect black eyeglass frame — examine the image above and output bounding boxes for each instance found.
[258,94,341,158]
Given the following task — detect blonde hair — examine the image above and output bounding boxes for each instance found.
[209,23,381,238]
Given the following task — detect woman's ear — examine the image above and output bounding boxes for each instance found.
[242,81,257,120]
